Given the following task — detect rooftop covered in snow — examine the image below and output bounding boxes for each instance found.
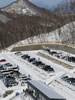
[28,80,66,100]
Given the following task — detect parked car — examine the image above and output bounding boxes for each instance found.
[0,66,4,70]
[61,76,75,86]
[0,59,6,62]
[68,57,75,62]
[15,51,22,56]
[4,63,12,66]
[66,78,75,85]
[44,48,50,54]
[21,54,30,60]
[61,56,69,60]
[50,51,57,55]
[22,77,31,83]
[19,74,31,83]
[61,76,68,81]
[38,63,45,68]
[42,65,54,72]
[32,61,43,66]
[4,76,18,87]
[12,71,20,77]
[19,74,27,79]
[28,58,36,62]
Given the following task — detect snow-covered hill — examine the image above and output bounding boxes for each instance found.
[1,0,43,15]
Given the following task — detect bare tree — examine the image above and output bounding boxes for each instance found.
[68,22,75,44]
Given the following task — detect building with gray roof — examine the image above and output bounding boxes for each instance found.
[27,80,66,100]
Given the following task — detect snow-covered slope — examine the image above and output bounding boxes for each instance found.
[0,14,10,23]
[6,21,75,51]
[1,0,43,15]
[29,22,74,44]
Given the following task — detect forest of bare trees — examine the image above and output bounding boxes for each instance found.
[53,0,75,14]
[0,10,62,49]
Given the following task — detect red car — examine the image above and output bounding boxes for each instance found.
[0,59,6,62]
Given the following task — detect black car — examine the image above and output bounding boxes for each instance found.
[32,60,38,65]
[61,76,68,80]
[15,51,22,56]
[50,51,57,55]
[21,54,30,60]
[28,58,36,62]
[21,54,28,57]
[32,61,43,66]
[0,66,4,70]
[15,51,21,54]
[4,63,12,66]
[42,65,54,72]
[66,78,75,85]
[38,63,45,68]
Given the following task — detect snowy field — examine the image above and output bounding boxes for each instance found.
[0,50,75,100]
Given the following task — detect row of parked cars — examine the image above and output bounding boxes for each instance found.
[44,48,75,63]
[0,58,19,87]
[22,54,54,72]
[0,57,31,88]
[61,75,75,86]
[15,52,54,73]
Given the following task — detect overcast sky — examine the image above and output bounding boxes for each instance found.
[0,0,63,8]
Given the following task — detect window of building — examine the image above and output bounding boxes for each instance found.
[29,85,37,98]
[39,94,46,100]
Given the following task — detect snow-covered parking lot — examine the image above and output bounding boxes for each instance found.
[0,50,75,100]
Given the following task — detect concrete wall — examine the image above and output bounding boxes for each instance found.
[12,44,75,55]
